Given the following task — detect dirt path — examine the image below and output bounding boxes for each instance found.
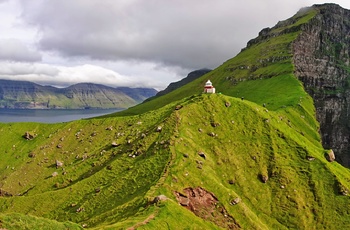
[127,214,156,230]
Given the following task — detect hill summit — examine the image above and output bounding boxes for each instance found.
[1,3,350,229]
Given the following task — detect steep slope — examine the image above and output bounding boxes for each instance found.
[0,94,350,229]
[0,79,157,109]
[114,6,317,117]
[293,3,350,167]
[152,68,212,98]
[2,3,350,229]
[116,4,350,168]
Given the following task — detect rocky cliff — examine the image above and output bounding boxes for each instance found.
[293,4,350,166]
[0,80,157,109]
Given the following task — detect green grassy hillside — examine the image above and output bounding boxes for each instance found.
[112,8,317,117]
[0,93,350,229]
[1,5,350,229]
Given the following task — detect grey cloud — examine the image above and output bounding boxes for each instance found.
[0,39,42,62]
[0,61,174,89]
[18,0,312,71]
[0,62,59,76]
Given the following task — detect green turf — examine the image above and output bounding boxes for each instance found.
[2,5,350,229]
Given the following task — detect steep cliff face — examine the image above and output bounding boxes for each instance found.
[293,4,350,166]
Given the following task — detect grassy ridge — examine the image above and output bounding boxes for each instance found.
[139,94,350,229]
[0,93,350,229]
[0,104,176,228]
[112,9,316,117]
[2,5,350,229]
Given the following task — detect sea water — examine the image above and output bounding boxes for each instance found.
[0,108,122,123]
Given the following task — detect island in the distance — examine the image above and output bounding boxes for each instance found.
[0,79,157,109]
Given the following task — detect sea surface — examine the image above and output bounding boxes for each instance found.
[0,108,122,123]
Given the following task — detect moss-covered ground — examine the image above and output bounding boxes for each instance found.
[1,5,350,229]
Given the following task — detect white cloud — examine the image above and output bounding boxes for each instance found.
[0,61,178,89]
[0,1,350,90]
[0,39,41,62]
[18,0,315,70]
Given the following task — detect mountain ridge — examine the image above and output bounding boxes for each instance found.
[152,68,212,98]
[1,3,350,229]
[0,79,157,109]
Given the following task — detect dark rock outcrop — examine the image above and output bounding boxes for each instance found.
[293,4,350,166]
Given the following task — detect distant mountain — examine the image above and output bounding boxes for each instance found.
[155,68,211,97]
[4,4,350,230]
[0,79,157,109]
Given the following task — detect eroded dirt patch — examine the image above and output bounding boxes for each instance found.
[175,187,240,229]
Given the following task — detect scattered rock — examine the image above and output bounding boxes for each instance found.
[23,131,36,140]
[211,122,220,127]
[198,151,206,159]
[112,142,121,147]
[28,152,36,158]
[260,174,268,183]
[95,187,101,193]
[57,144,62,149]
[339,184,349,196]
[106,165,113,170]
[152,194,168,204]
[198,128,203,132]
[306,156,315,161]
[91,131,97,137]
[208,132,217,137]
[225,101,231,107]
[0,188,12,197]
[230,197,241,205]
[56,160,64,168]
[228,179,235,185]
[76,207,84,213]
[326,149,335,162]
[52,172,58,177]
[280,185,285,189]
[175,105,183,110]
[156,126,162,132]
[183,153,189,158]
[105,126,113,131]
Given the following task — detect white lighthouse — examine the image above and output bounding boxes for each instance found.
[204,80,216,94]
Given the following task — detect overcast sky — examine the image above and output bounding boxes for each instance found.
[1,0,350,90]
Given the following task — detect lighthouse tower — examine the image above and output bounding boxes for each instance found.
[204,80,216,94]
